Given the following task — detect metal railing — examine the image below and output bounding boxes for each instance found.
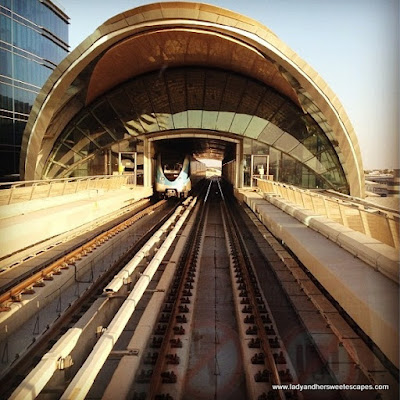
[0,175,129,206]
[256,178,399,249]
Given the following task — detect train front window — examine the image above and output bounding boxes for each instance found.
[164,163,182,173]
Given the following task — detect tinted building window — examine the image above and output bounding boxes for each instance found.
[13,0,68,42]
[0,0,69,176]
[0,0,11,8]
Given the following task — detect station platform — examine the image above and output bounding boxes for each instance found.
[236,189,399,369]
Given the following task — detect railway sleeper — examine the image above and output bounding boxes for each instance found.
[178,304,189,313]
[242,305,252,313]
[254,369,270,382]
[244,314,255,323]
[176,314,187,323]
[258,304,267,313]
[246,325,258,335]
[261,314,272,324]
[166,295,175,303]
[268,336,280,348]
[150,336,163,348]
[22,287,35,295]
[165,353,180,364]
[170,338,183,348]
[144,352,159,365]
[161,371,177,383]
[273,351,286,364]
[173,325,185,335]
[258,390,295,400]
[249,338,261,348]
[251,352,266,364]
[180,296,190,304]
[163,303,173,312]
[159,313,170,323]
[154,394,174,400]
[136,369,153,383]
[154,324,167,335]
[279,369,293,382]
[265,325,276,335]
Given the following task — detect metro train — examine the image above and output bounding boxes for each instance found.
[155,154,191,198]
[155,154,207,198]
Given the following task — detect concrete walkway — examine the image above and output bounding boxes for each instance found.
[237,189,399,370]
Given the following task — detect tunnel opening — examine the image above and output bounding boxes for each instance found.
[151,136,237,198]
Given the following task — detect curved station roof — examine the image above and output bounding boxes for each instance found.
[21,2,365,196]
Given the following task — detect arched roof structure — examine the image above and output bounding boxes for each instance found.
[21,1,365,196]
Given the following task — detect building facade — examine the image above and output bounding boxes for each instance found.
[20,2,365,197]
[0,0,69,178]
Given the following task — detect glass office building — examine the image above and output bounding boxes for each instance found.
[0,0,69,178]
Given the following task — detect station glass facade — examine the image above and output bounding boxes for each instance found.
[0,0,69,177]
[43,67,348,192]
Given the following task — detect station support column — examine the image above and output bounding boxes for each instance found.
[236,141,244,188]
[143,138,152,188]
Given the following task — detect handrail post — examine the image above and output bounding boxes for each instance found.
[62,179,67,196]
[338,203,348,227]
[47,182,53,198]
[387,217,399,249]
[29,184,36,201]
[8,185,15,205]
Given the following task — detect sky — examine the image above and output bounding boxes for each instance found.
[62,0,399,170]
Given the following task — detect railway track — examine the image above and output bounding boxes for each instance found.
[0,198,183,397]
[2,179,397,400]
[0,197,153,274]
[0,200,165,305]
[127,180,297,400]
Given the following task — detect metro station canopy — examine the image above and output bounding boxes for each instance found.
[21,2,365,196]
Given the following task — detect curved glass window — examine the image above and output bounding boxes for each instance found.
[44,67,348,192]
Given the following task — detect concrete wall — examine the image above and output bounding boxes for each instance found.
[0,187,152,259]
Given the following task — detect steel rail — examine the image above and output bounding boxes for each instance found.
[0,199,178,399]
[60,198,197,400]
[103,201,190,294]
[0,199,165,309]
[148,192,208,400]
[222,197,286,400]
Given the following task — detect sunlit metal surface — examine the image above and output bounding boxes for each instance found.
[20,1,364,196]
